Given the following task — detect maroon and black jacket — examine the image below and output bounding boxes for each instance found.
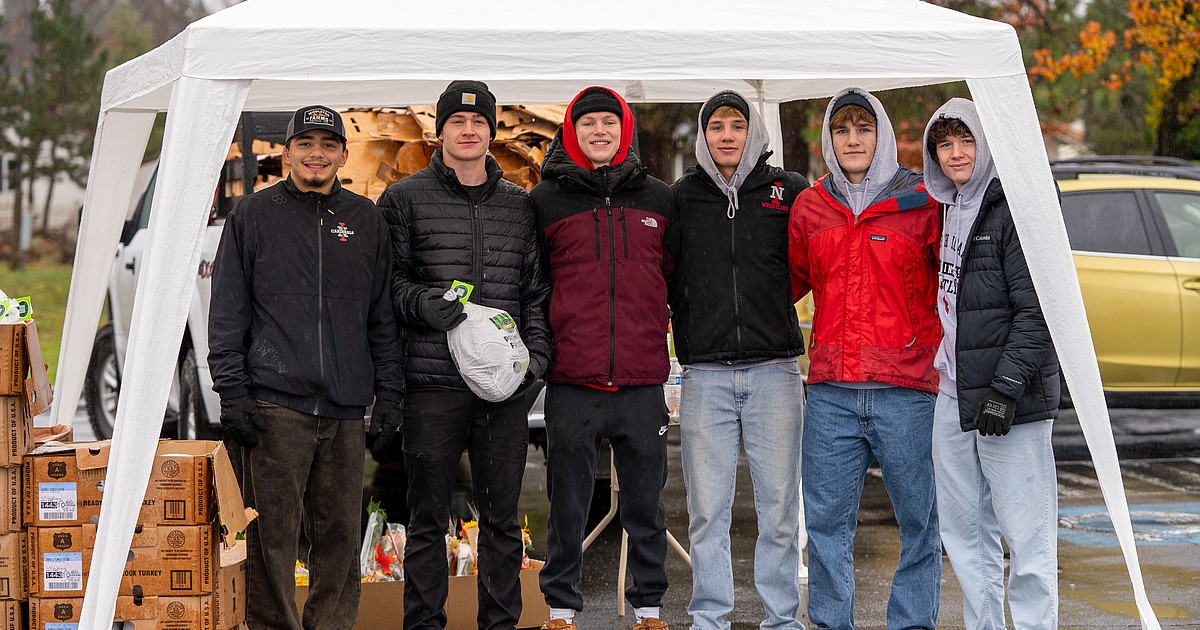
[530,87,679,387]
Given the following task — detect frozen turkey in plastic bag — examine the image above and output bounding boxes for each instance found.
[445,289,529,402]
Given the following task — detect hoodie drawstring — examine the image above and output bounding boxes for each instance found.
[725,187,739,219]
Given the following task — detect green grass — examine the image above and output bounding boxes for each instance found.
[3,262,73,384]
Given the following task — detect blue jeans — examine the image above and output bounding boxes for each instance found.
[680,361,804,630]
[803,383,941,630]
[933,393,1058,630]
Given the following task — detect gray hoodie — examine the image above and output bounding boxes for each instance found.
[694,90,770,219]
[922,97,998,395]
[821,87,900,216]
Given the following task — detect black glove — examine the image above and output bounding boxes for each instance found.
[368,397,405,458]
[219,395,266,447]
[974,388,1017,436]
[417,288,467,331]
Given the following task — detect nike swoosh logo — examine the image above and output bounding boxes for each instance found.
[658,425,668,436]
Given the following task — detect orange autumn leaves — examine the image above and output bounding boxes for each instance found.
[1031,0,1198,99]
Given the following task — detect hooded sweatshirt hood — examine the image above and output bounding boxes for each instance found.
[922,98,996,209]
[922,97,998,394]
[694,90,770,220]
[821,88,900,216]
[561,85,636,171]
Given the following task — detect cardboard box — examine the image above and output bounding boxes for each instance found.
[0,467,18,535]
[31,425,71,446]
[28,542,245,630]
[23,441,254,537]
[0,599,21,630]
[0,322,51,414]
[295,561,549,629]
[0,532,25,600]
[1,397,32,468]
[28,523,218,597]
[0,325,25,396]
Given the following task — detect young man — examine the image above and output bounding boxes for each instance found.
[532,86,678,630]
[670,90,809,630]
[208,105,405,630]
[788,88,943,630]
[377,80,552,630]
[923,98,1061,630]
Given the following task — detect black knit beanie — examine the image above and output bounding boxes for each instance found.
[571,87,623,123]
[830,91,877,121]
[435,80,497,139]
[700,92,751,128]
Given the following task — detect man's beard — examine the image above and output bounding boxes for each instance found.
[303,173,332,189]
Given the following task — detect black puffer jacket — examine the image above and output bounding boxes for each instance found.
[377,150,552,391]
[954,179,1060,430]
[670,155,808,364]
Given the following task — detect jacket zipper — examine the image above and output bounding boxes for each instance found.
[730,211,742,357]
[619,207,628,257]
[471,200,483,289]
[593,209,601,259]
[315,198,325,414]
[606,195,616,386]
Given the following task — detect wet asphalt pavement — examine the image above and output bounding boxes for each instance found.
[66,403,1200,628]
[514,407,1200,629]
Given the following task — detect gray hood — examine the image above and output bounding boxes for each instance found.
[820,88,899,215]
[921,97,996,208]
[695,90,770,219]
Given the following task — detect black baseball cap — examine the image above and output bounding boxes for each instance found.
[285,105,347,144]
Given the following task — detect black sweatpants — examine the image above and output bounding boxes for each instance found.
[539,384,670,611]
[402,389,529,630]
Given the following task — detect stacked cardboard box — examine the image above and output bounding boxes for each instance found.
[24,440,254,630]
[1,321,54,630]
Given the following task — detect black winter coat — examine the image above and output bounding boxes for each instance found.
[954,179,1060,430]
[670,155,808,364]
[377,150,552,391]
[208,178,405,420]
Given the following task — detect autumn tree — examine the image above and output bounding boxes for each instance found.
[1031,0,1199,157]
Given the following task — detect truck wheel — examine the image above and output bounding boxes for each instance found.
[84,323,119,439]
[174,345,214,440]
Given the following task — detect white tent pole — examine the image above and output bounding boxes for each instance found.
[50,111,157,428]
[968,74,1161,630]
[761,99,785,169]
[79,76,251,630]
[746,80,785,169]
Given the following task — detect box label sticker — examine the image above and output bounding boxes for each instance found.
[38,481,78,521]
[43,551,84,591]
[46,625,79,630]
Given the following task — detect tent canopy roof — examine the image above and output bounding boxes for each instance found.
[103,0,1024,112]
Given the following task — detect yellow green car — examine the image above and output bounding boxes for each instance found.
[1057,168,1200,403]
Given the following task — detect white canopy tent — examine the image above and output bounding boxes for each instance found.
[51,0,1160,627]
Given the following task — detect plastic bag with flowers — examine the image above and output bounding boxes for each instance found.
[360,500,406,582]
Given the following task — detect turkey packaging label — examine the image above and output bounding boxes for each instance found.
[445,287,529,403]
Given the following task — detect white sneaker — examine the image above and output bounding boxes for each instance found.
[798,562,809,584]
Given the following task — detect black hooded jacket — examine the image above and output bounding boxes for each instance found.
[670,154,808,364]
[377,150,552,391]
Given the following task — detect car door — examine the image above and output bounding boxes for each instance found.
[1148,189,1200,387]
[1059,189,1181,390]
[109,172,157,369]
